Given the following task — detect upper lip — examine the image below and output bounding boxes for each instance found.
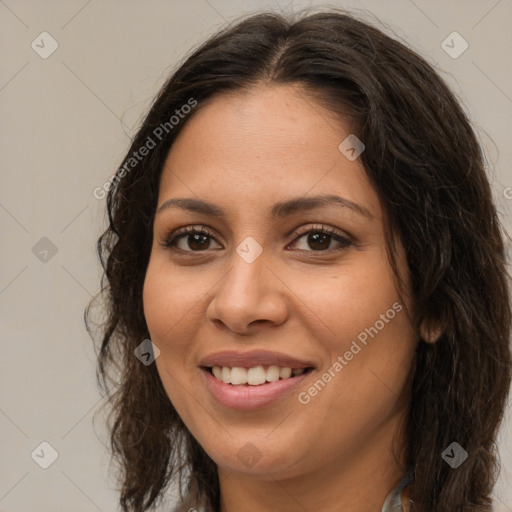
[199,349,315,369]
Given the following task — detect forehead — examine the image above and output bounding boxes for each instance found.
[168,84,348,157]
[158,84,381,221]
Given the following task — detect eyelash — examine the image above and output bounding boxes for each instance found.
[160,224,353,255]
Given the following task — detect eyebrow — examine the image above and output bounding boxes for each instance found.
[156,194,373,220]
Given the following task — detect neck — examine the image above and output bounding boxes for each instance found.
[217,412,408,512]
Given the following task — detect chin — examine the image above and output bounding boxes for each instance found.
[201,433,309,480]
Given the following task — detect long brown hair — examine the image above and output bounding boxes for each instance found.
[86,9,512,512]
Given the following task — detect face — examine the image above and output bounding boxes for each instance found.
[143,84,418,481]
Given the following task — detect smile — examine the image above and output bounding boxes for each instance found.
[208,365,313,385]
[200,365,315,410]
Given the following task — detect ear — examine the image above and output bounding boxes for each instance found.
[419,316,443,343]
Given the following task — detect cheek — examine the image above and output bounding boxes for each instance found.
[143,265,173,344]
[142,260,196,402]
[142,259,203,416]
[291,253,403,350]
[291,254,414,421]
[142,257,203,349]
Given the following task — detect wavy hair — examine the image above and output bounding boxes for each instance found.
[85,9,512,512]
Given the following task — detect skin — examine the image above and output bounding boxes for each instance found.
[143,84,418,512]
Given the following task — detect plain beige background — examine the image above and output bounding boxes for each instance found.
[1,1,511,511]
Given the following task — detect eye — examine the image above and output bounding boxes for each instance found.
[160,224,353,254]
[161,226,221,252]
[289,224,352,253]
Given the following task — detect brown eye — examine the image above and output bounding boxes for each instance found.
[162,227,221,252]
[182,233,211,251]
[290,226,352,253]
[305,232,331,251]
[161,224,352,255]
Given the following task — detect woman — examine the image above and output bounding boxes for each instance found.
[86,9,512,512]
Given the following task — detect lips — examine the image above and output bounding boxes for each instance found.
[199,349,315,369]
[199,349,316,410]
[201,367,312,409]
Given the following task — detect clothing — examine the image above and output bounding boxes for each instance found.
[175,473,414,512]
[381,473,413,512]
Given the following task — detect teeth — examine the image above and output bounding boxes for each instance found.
[266,365,280,382]
[230,367,247,385]
[247,366,266,385]
[211,365,308,385]
[221,366,231,384]
[279,367,292,379]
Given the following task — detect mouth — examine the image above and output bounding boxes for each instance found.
[202,364,315,386]
[198,349,317,409]
[199,359,317,410]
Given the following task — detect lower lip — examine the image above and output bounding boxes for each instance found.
[201,368,312,410]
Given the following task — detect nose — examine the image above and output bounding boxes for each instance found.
[206,250,288,335]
